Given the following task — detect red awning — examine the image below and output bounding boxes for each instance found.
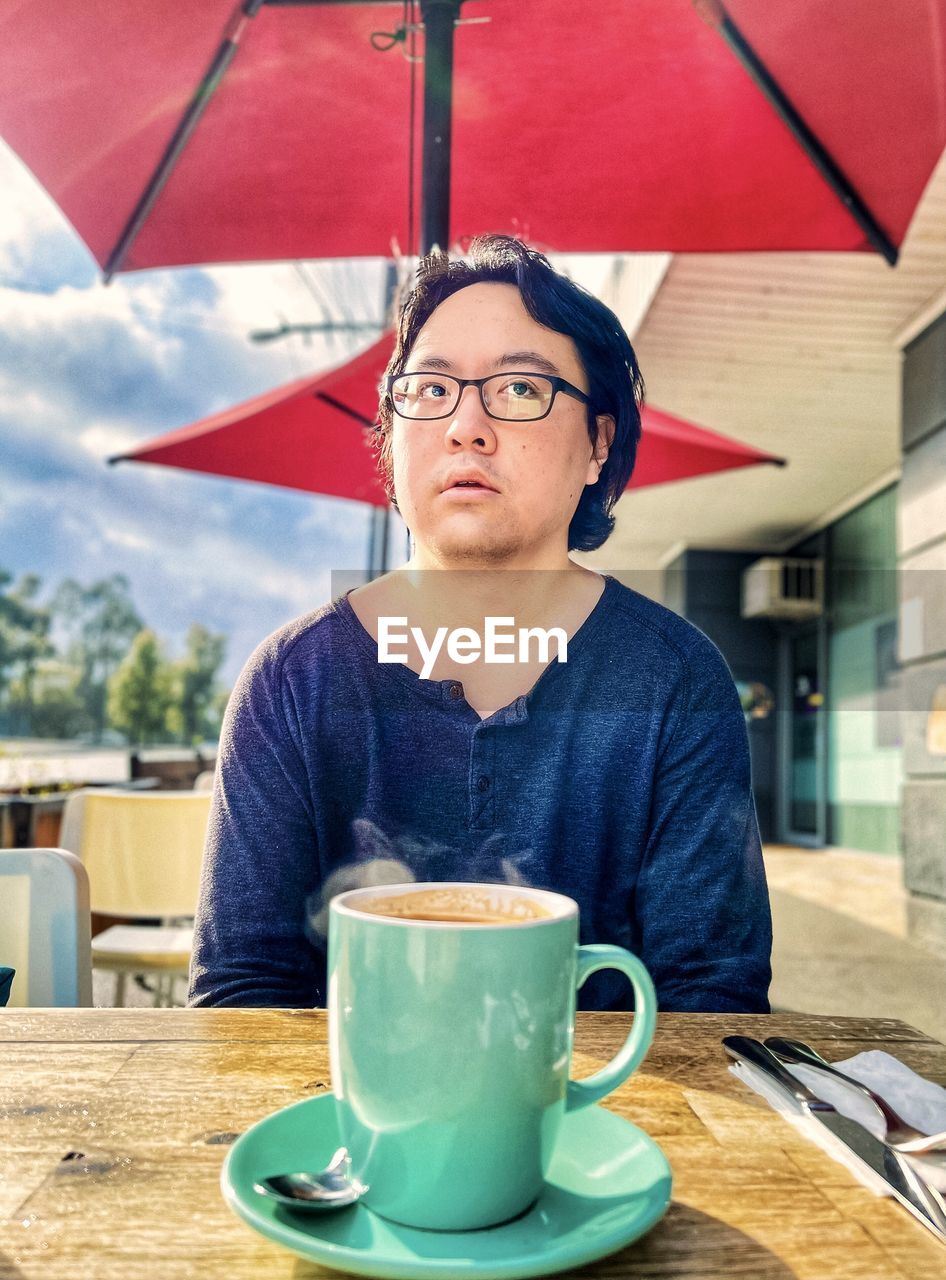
[110,333,784,503]
[1,1,942,270]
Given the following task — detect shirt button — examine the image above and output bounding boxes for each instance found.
[477,775,491,793]
[448,682,463,699]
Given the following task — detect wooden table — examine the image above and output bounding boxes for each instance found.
[0,1010,943,1279]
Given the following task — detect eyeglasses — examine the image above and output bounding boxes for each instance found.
[385,371,591,422]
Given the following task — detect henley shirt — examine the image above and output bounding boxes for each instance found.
[188,573,772,1012]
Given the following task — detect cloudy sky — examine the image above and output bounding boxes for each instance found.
[0,141,407,685]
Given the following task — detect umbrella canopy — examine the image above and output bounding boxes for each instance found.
[109,332,784,499]
[111,336,393,508]
[630,405,784,489]
[0,1,942,272]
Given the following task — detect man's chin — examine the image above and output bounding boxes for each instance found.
[425,529,524,566]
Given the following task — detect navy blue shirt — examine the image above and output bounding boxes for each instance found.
[188,575,772,1012]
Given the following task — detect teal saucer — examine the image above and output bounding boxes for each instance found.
[221,1093,672,1279]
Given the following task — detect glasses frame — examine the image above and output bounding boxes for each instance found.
[384,371,592,423]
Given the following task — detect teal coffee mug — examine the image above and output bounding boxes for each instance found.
[328,882,657,1231]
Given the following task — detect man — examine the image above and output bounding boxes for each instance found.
[188,235,772,1012]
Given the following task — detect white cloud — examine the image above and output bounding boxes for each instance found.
[76,423,139,459]
[0,143,82,250]
[102,526,155,553]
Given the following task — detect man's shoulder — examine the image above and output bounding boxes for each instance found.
[602,576,726,670]
[238,593,365,687]
[590,578,739,717]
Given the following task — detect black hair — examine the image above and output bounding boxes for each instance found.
[375,234,644,551]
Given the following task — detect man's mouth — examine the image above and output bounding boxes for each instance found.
[442,473,499,493]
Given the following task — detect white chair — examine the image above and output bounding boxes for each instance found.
[59,789,211,1007]
[0,847,92,1007]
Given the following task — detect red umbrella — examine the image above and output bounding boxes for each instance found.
[0,1,941,270]
[630,406,784,489]
[109,332,784,499]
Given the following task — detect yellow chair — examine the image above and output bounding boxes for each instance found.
[59,789,211,1006]
[0,847,92,1007]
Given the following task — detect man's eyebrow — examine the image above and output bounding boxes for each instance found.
[497,351,562,376]
[406,351,564,376]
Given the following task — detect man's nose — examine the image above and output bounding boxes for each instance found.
[444,384,497,448]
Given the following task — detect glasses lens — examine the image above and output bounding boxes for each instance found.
[390,373,458,418]
[483,374,553,420]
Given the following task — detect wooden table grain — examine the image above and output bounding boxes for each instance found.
[0,1010,943,1279]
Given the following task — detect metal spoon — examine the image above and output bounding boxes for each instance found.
[765,1037,946,1154]
[254,1146,367,1211]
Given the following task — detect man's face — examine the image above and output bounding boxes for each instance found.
[391,283,610,568]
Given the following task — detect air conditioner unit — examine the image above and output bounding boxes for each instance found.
[741,557,824,620]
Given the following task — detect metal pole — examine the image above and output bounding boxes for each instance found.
[378,504,391,576]
[418,0,462,255]
[367,506,381,579]
[377,262,400,573]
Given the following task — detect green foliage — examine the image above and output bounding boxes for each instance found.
[51,574,143,740]
[2,569,230,746]
[7,661,86,740]
[106,629,174,746]
[166,624,228,744]
[0,570,54,732]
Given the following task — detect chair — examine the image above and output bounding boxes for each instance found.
[58,789,211,1007]
[0,848,92,1006]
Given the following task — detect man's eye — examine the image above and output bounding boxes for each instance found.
[503,379,538,398]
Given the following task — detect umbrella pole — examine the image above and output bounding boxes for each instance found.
[380,503,391,573]
[367,505,392,579]
[418,0,463,255]
[367,507,380,580]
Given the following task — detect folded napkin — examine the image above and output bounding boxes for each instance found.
[730,1049,946,1195]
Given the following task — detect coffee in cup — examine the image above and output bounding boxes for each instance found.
[328,881,656,1231]
[354,884,554,924]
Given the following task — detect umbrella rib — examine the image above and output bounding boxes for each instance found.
[314,392,377,429]
[104,0,266,280]
[697,0,898,265]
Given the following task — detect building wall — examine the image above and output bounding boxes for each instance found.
[668,503,901,855]
[900,313,946,952]
[663,549,779,840]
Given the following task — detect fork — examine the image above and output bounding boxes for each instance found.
[764,1037,946,1155]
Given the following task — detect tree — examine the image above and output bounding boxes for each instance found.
[0,570,53,734]
[167,624,227,744]
[7,661,86,740]
[52,575,143,740]
[106,629,173,746]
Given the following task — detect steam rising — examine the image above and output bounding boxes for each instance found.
[305,817,535,940]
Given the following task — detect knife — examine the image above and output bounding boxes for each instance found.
[722,1035,946,1246]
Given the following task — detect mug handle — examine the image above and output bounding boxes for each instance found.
[566,944,657,1111]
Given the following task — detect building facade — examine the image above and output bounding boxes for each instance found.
[899,314,946,953]
[664,310,946,954]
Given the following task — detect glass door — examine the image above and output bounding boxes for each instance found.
[780,625,827,845]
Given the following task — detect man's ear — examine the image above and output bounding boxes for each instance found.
[586,414,616,483]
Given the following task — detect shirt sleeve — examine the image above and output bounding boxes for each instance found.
[633,634,773,1013]
[187,636,322,1007]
